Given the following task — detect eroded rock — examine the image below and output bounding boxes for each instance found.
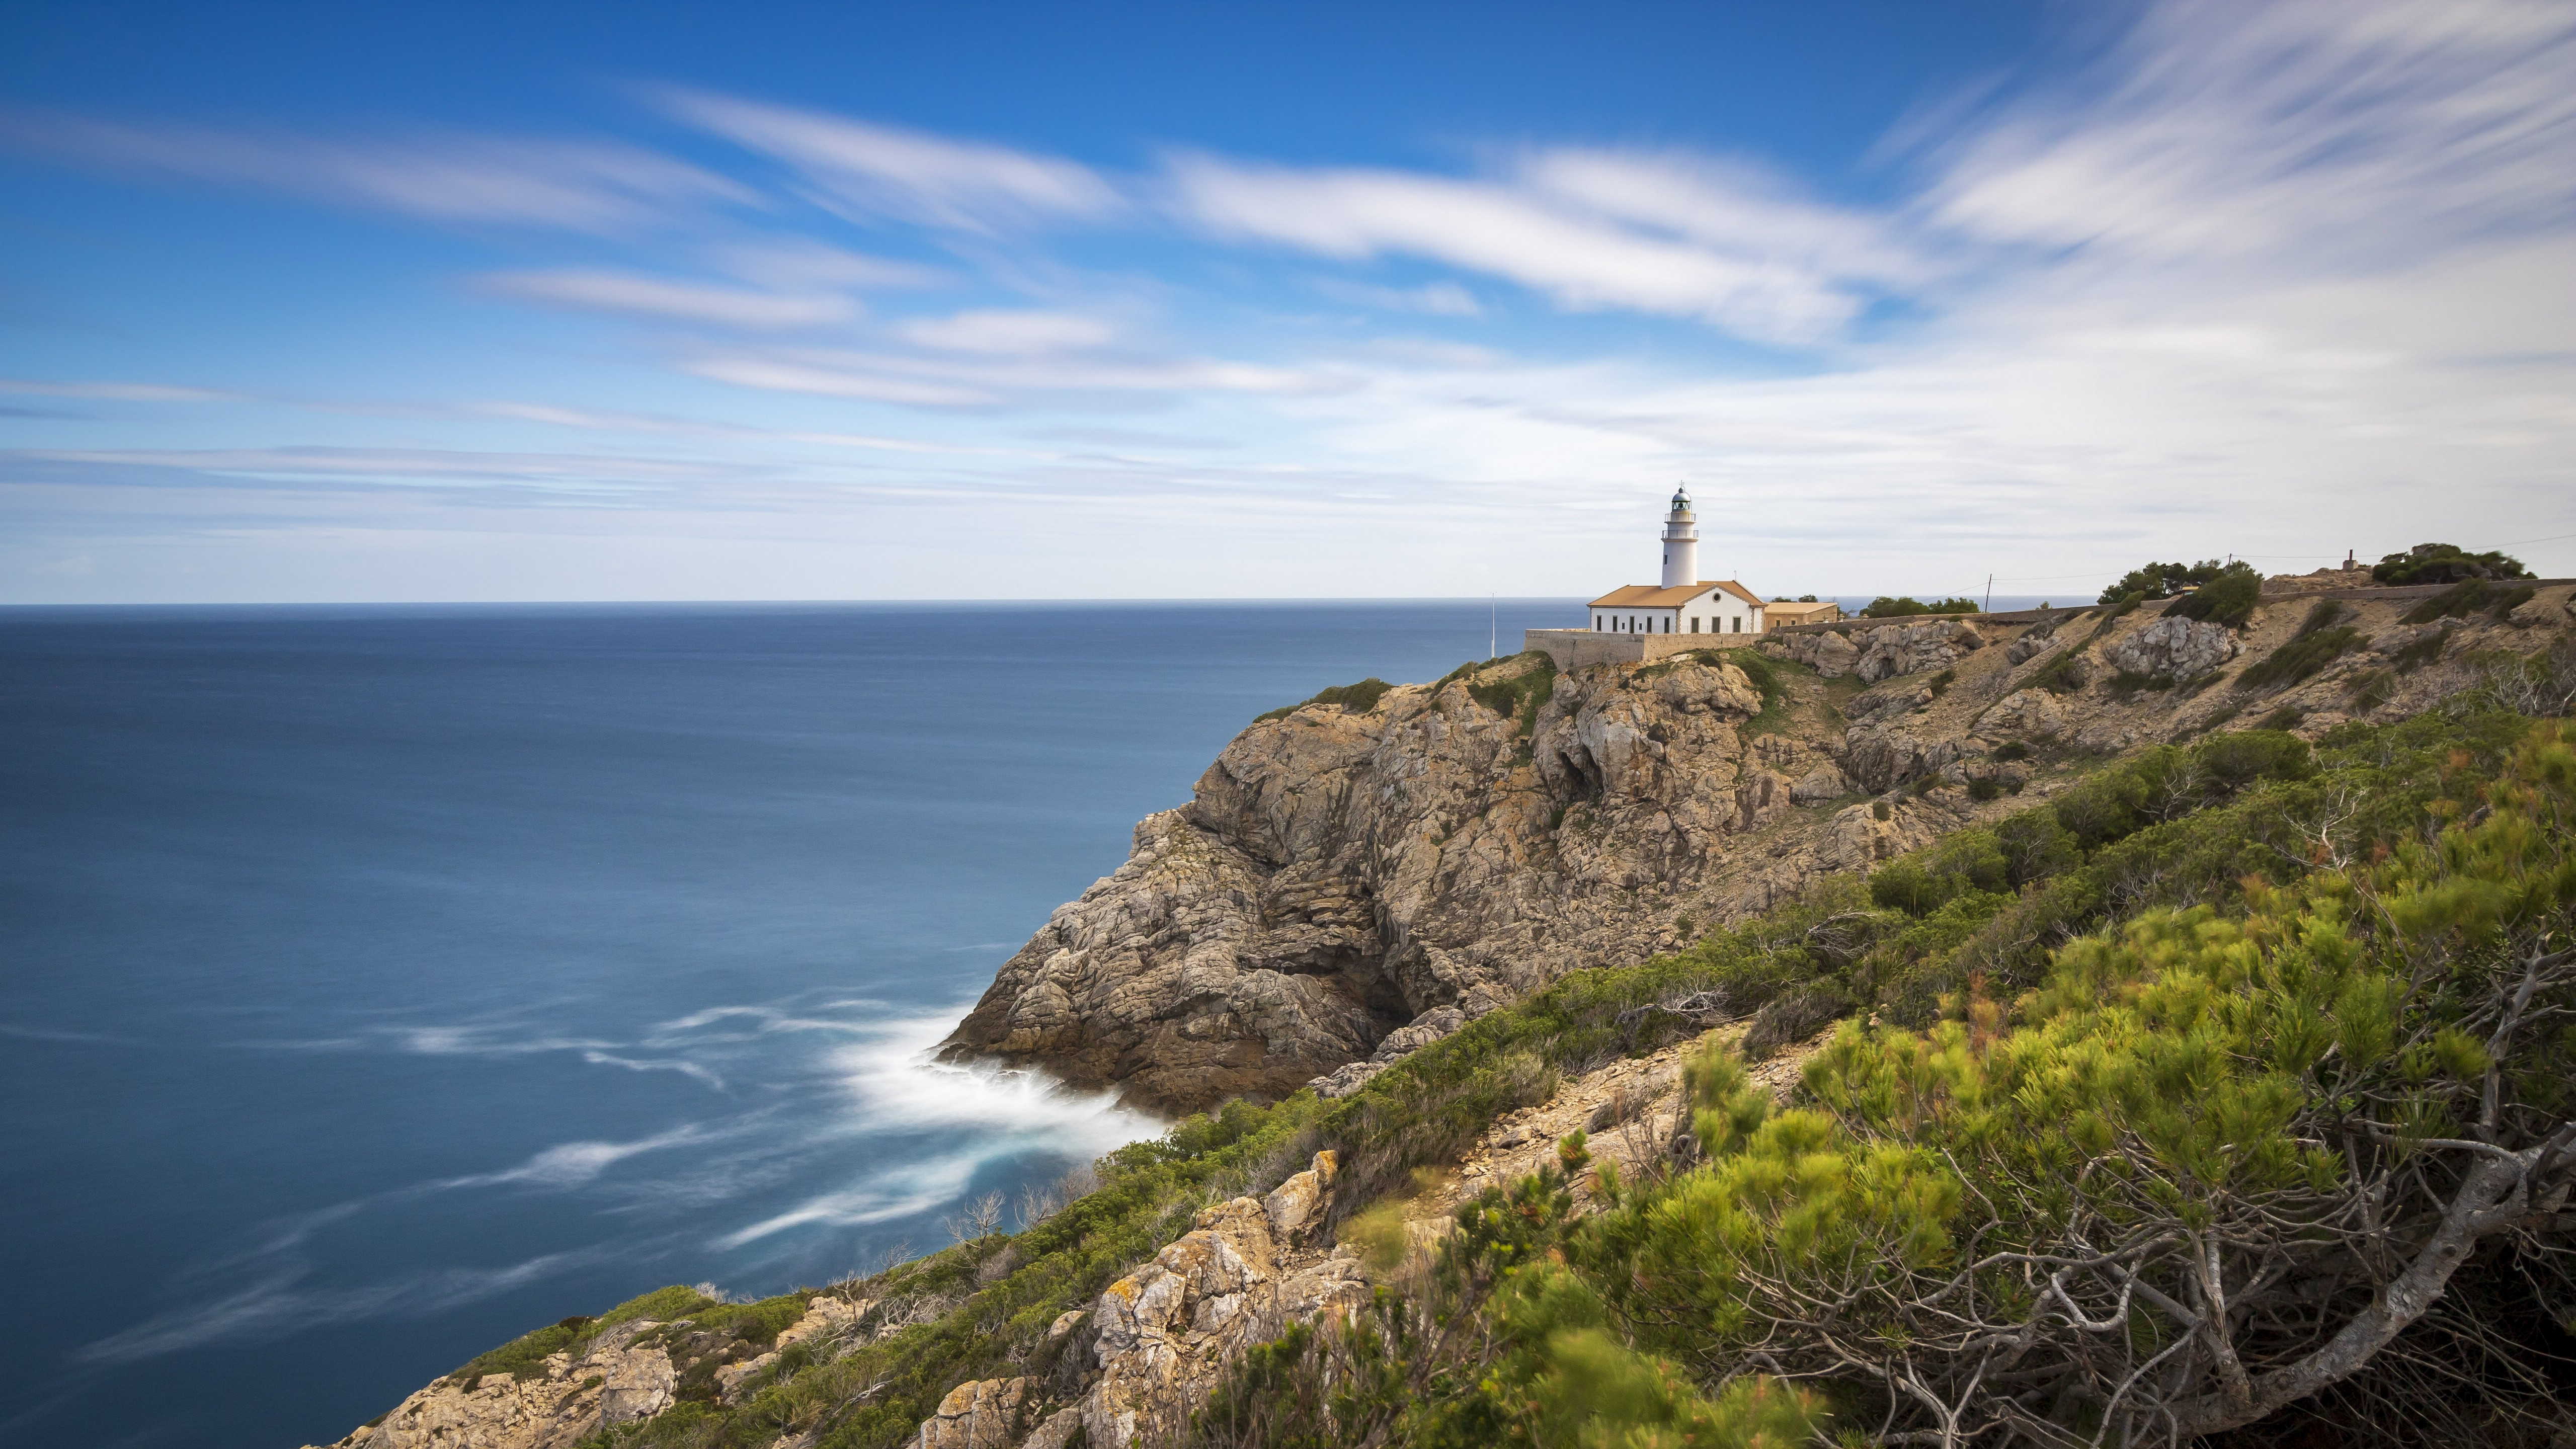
[2104,615,2238,681]
[349,1320,674,1449]
[918,1376,1031,1449]
[1083,1154,1367,1448]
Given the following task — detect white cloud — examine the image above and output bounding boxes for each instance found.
[1924,0,2576,267]
[1314,278,1483,316]
[477,269,858,329]
[1164,153,1886,344]
[666,90,1120,232]
[898,309,1118,354]
[711,238,947,290]
[0,377,240,401]
[682,344,1342,409]
[10,115,750,230]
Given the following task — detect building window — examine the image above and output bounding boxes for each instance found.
[1730,617,1741,633]
[1594,615,1602,630]
[1690,617,1699,633]
[1662,617,1671,633]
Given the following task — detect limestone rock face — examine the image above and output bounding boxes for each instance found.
[1082,1155,1368,1449]
[1790,764,1847,804]
[2104,616,2239,681]
[351,1320,673,1449]
[941,656,1782,1112]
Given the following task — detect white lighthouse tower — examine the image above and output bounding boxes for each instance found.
[1659,485,1699,588]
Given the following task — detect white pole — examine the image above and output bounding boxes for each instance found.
[1985,574,1993,613]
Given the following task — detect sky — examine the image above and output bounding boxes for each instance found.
[1,0,2569,605]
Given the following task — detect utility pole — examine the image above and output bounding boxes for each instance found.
[1984,574,1993,614]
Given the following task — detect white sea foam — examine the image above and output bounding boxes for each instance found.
[433,1124,716,1191]
[73,1249,605,1365]
[710,1006,1160,1249]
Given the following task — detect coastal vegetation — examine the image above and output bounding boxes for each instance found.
[548,699,2571,1448]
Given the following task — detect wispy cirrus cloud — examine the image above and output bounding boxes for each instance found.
[0,377,241,402]
[1925,0,2576,268]
[665,89,1120,232]
[897,309,1119,354]
[6,114,752,231]
[682,343,1343,409]
[475,269,859,330]
[1163,152,1899,345]
[8,445,754,495]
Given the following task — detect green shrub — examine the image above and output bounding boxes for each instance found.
[2255,703,2304,732]
[2372,541,2532,585]
[1990,741,2030,762]
[2236,624,2364,691]
[445,1314,604,1387]
[1257,676,1394,722]
[1966,776,2004,801]
[2347,667,2397,710]
[2393,625,2452,673]
[2108,669,2175,696]
[2032,651,2089,694]
[1860,596,1978,618]
[2400,578,2536,624]
[2098,558,2234,603]
[1458,654,1556,738]
[1928,667,1956,696]
[2164,564,2261,627]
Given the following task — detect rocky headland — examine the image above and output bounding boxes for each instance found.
[940,578,2574,1113]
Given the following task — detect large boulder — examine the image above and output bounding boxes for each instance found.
[1978,689,2065,742]
[1790,764,1848,804]
[1840,729,1964,793]
[1370,1006,1464,1064]
[1764,628,1862,677]
[2105,616,2238,681]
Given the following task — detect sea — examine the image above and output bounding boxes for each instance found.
[0,595,2051,1448]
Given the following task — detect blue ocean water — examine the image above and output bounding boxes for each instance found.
[0,600,1595,1449]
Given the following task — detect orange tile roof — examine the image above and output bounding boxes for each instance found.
[1587,580,1767,609]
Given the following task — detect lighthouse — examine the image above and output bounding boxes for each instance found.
[1659,485,1698,588]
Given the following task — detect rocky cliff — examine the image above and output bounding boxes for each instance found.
[943,580,2575,1113]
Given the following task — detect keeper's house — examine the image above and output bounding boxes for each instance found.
[1525,488,1777,668]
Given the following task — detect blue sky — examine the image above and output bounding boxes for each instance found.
[2,0,2569,603]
